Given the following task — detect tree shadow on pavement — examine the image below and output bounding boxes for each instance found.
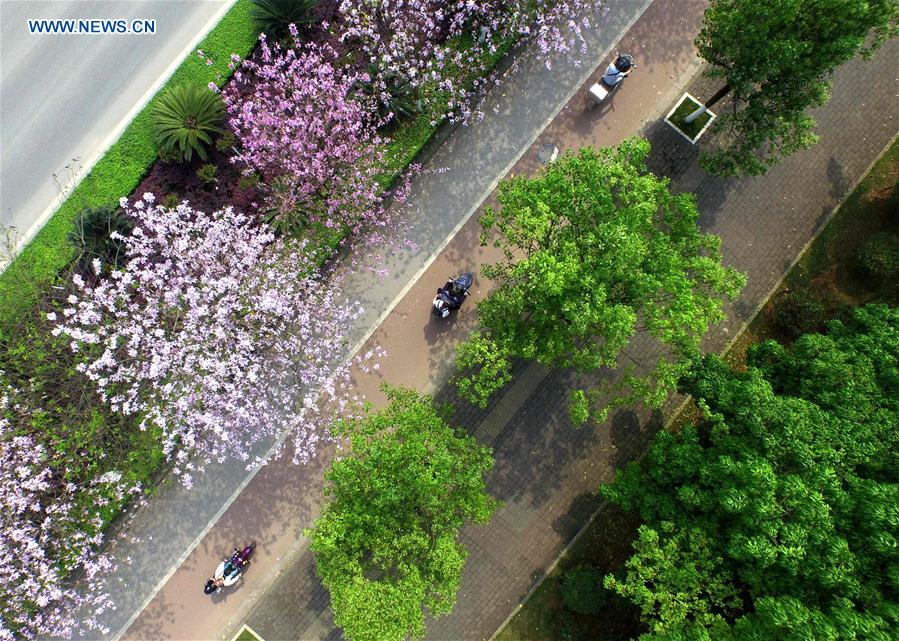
[478,366,602,507]
[244,548,340,641]
[551,490,604,540]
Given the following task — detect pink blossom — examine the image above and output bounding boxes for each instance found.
[0,391,129,640]
[55,198,366,477]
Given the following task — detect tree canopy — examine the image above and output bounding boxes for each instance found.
[306,387,497,641]
[603,304,899,641]
[454,138,744,423]
[695,0,897,177]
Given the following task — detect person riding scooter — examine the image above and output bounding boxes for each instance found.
[442,278,466,306]
[203,544,255,595]
[432,273,473,318]
[602,53,634,87]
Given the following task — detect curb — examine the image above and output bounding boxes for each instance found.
[8,0,239,261]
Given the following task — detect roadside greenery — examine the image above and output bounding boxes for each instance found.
[695,0,897,177]
[0,0,259,336]
[151,84,226,162]
[0,299,162,640]
[249,0,320,41]
[454,138,745,422]
[603,304,899,641]
[0,5,257,637]
[307,387,497,641]
[495,137,899,641]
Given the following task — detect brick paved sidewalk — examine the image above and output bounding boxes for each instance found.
[233,2,897,640]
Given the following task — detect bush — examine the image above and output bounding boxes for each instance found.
[561,565,607,615]
[353,64,419,128]
[557,609,584,641]
[856,232,899,283]
[249,0,319,40]
[215,130,237,153]
[162,193,180,209]
[67,205,134,274]
[152,84,225,163]
[197,163,218,184]
[237,171,260,190]
[772,289,823,339]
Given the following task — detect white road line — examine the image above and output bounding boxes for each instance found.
[110,2,656,637]
[7,0,238,262]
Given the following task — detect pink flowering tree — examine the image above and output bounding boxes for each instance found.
[337,0,606,122]
[0,391,127,640]
[222,35,389,236]
[55,194,365,484]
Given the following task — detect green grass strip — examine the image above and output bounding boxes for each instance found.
[0,0,258,337]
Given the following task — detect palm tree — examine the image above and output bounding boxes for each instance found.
[152,84,225,163]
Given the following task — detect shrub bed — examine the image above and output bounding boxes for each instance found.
[561,565,608,615]
[856,231,899,283]
[2,1,604,634]
[0,0,259,336]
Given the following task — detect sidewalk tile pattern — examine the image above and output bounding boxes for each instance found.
[241,32,898,641]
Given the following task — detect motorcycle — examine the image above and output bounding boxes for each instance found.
[587,52,636,110]
[432,272,473,318]
[203,543,255,595]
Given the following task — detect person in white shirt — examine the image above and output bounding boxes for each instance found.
[602,53,634,86]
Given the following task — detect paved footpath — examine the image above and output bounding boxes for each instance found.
[116,0,898,639]
[86,1,654,639]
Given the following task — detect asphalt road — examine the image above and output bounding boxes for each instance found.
[0,0,232,252]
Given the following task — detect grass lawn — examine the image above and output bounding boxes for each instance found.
[232,625,263,641]
[666,94,712,141]
[494,136,899,641]
[0,0,259,337]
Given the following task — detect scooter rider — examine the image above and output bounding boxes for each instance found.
[442,277,466,307]
[602,52,634,87]
[203,547,250,594]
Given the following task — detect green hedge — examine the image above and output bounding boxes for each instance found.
[380,31,517,183]
[0,2,522,337]
[0,0,258,336]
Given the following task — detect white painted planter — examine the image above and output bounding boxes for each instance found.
[230,624,264,641]
[664,92,716,144]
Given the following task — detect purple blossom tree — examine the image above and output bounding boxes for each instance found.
[223,36,389,236]
[55,194,364,484]
[0,391,127,640]
[337,0,607,122]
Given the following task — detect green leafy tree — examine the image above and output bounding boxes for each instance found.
[454,138,745,423]
[604,523,741,635]
[603,304,899,641]
[151,84,225,163]
[307,387,497,641]
[692,0,897,177]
